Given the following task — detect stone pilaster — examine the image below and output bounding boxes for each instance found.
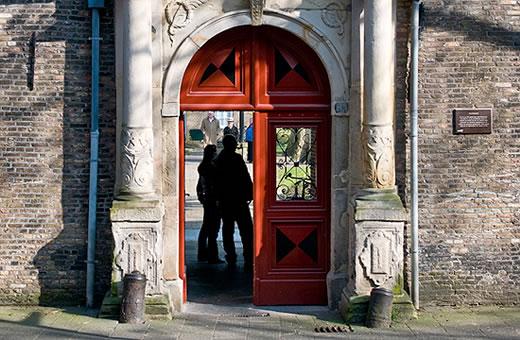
[102,0,170,320]
[112,0,160,294]
[341,0,415,323]
[119,0,155,198]
[361,0,395,190]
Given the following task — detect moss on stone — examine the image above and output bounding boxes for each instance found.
[0,293,40,306]
[343,290,417,324]
[0,291,84,307]
[393,274,404,295]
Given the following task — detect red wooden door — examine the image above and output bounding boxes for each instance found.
[181,26,331,305]
[254,112,330,305]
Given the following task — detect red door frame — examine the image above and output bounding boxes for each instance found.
[179,114,187,302]
[179,26,331,305]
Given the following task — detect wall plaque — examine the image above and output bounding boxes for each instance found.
[453,108,492,134]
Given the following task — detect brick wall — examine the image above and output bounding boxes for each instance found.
[1,0,518,308]
[0,0,115,305]
[397,0,520,305]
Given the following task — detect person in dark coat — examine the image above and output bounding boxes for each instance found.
[223,118,239,141]
[213,135,253,270]
[196,144,224,264]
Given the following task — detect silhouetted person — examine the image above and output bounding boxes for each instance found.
[213,135,253,270]
[196,145,224,264]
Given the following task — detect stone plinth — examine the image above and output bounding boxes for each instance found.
[110,199,164,296]
[340,187,415,323]
[100,199,171,320]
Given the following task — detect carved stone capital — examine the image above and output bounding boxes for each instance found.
[250,0,266,26]
[361,124,395,189]
[121,127,154,195]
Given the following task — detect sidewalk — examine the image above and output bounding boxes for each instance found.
[0,305,518,339]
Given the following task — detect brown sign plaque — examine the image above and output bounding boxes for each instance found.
[453,108,492,134]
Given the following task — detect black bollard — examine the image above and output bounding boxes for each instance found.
[120,271,146,323]
[366,287,394,328]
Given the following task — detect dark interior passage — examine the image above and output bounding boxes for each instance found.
[183,111,254,305]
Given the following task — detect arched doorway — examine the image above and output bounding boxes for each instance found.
[180,26,331,305]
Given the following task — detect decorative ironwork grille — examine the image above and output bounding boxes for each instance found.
[275,127,317,201]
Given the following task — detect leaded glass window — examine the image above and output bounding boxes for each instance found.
[275,127,317,201]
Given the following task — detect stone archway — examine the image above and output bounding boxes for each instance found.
[106,6,353,315]
[106,0,413,322]
[161,11,351,310]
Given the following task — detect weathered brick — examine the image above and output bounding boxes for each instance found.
[0,0,115,305]
[397,0,520,306]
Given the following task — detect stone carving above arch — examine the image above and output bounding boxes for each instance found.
[250,0,266,26]
[163,10,349,111]
[320,1,348,36]
[164,0,210,43]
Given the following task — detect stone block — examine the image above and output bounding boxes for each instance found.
[340,289,416,325]
[111,199,165,296]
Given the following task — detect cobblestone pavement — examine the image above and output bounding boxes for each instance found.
[0,305,519,339]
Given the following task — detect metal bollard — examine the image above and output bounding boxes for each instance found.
[120,271,146,324]
[366,288,394,328]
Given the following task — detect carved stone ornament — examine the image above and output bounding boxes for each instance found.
[250,0,266,26]
[164,0,210,43]
[121,127,154,194]
[359,230,400,286]
[320,1,347,35]
[361,124,395,189]
[113,228,161,294]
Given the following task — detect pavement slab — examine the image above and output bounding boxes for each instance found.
[0,304,519,339]
[111,322,149,340]
[214,317,248,340]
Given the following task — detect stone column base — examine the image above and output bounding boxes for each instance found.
[339,288,417,325]
[99,292,172,320]
[101,198,173,319]
[110,199,164,296]
[341,187,416,323]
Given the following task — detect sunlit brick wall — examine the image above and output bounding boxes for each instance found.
[0,0,116,305]
[396,0,520,305]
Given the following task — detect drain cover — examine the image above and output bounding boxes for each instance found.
[314,325,352,333]
[229,312,270,318]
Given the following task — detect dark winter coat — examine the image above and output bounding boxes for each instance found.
[197,160,217,204]
[213,149,253,203]
[223,125,239,142]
